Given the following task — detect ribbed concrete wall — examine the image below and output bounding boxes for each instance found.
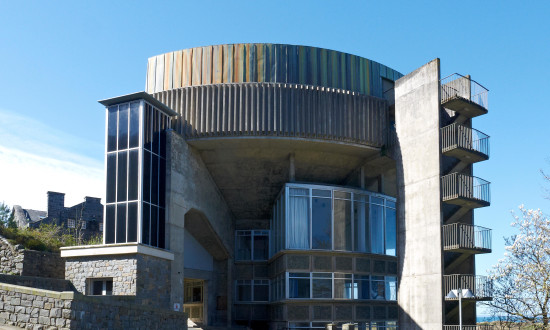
[146,44,402,97]
[154,83,388,148]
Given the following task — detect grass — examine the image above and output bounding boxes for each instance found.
[0,223,102,253]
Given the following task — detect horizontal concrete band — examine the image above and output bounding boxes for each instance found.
[60,243,174,260]
[146,43,403,97]
[154,83,389,148]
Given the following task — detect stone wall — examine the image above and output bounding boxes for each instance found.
[0,282,187,329]
[64,253,171,309]
[0,236,64,279]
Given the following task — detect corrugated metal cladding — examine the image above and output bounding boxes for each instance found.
[154,83,388,148]
[146,44,403,98]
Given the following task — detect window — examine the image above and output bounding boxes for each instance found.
[235,230,269,261]
[385,276,397,301]
[80,220,87,230]
[312,272,332,298]
[87,278,113,296]
[288,273,310,299]
[67,219,75,229]
[184,280,203,303]
[99,223,103,232]
[334,273,353,299]
[235,280,269,302]
[273,183,397,256]
[371,276,385,300]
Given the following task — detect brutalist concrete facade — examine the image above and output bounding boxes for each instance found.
[61,44,492,330]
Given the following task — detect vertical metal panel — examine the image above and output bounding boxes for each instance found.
[192,47,202,86]
[234,44,245,83]
[164,53,173,91]
[146,56,156,94]
[182,49,193,87]
[173,50,183,89]
[212,45,223,84]
[256,44,265,83]
[202,46,213,85]
[154,55,165,94]
[222,44,233,83]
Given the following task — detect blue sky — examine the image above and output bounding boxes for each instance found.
[0,0,549,300]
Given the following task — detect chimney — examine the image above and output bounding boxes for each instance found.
[47,191,65,219]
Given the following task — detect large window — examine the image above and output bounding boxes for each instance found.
[104,100,170,249]
[235,230,269,261]
[290,322,398,330]
[235,280,269,302]
[271,184,397,256]
[283,272,397,301]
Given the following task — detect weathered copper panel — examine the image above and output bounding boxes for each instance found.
[202,46,212,85]
[182,49,192,87]
[191,47,202,86]
[164,53,173,91]
[212,45,223,84]
[146,57,156,93]
[173,50,183,89]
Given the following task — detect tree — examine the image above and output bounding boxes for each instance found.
[485,206,550,329]
[0,201,11,227]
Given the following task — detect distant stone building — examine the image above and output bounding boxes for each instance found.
[12,191,103,240]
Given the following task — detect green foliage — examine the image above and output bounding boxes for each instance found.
[0,223,103,252]
[0,201,10,226]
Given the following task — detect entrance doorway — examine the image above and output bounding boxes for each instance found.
[184,279,204,324]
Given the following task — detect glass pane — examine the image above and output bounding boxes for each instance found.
[237,282,252,301]
[128,149,139,201]
[334,199,351,251]
[289,278,310,298]
[151,154,159,205]
[312,189,331,197]
[253,234,268,260]
[118,103,129,150]
[143,150,151,203]
[370,204,384,254]
[151,205,158,247]
[355,276,370,300]
[127,202,138,243]
[312,278,332,298]
[334,275,353,299]
[105,204,115,244]
[289,188,309,196]
[144,105,152,151]
[142,203,150,245]
[385,276,397,301]
[159,208,165,249]
[371,276,385,300]
[288,196,310,249]
[354,201,369,252]
[92,281,103,295]
[106,153,116,203]
[334,191,351,199]
[312,197,331,249]
[236,232,251,260]
[152,110,159,155]
[254,283,269,301]
[385,207,397,256]
[159,157,166,206]
[107,106,117,152]
[116,203,126,243]
[105,281,113,295]
[160,128,167,159]
[117,151,127,202]
[129,101,140,148]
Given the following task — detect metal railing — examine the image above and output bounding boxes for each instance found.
[444,274,493,300]
[443,223,492,251]
[444,326,494,330]
[441,173,491,204]
[440,73,489,110]
[441,124,490,158]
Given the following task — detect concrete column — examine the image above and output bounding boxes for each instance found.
[395,59,444,329]
[289,153,296,182]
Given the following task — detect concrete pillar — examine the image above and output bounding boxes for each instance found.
[395,59,444,329]
[289,153,296,182]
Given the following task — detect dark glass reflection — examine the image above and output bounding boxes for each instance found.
[117,152,127,202]
[385,208,396,256]
[142,203,150,245]
[312,197,331,249]
[128,150,139,201]
[151,205,158,247]
[158,208,165,249]
[127,202,138,242]
[106,153,116,203]
[334,199,351,250]
[116,203,126,243]
[143,151,151,203]
[370,204,385,254]
[152,111,159,155]
[105,204,115,244]
[151,154,159,205]
[107,106,118,152]
[118,103,128,150]
[129,102,140,148]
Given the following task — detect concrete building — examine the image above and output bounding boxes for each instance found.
[61,44,492,329]
[12,191,103,241]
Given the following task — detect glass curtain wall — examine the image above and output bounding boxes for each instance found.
[104,100,170,249]
[271,184,396,256]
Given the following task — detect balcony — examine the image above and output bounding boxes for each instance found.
[444,326,494,330]
[443,223,492,254]
[442,173,490,208]
[441,124,489,163]
[440,73,488,118]
[444,274,493,301]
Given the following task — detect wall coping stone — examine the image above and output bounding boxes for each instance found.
[60,243,174,260]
